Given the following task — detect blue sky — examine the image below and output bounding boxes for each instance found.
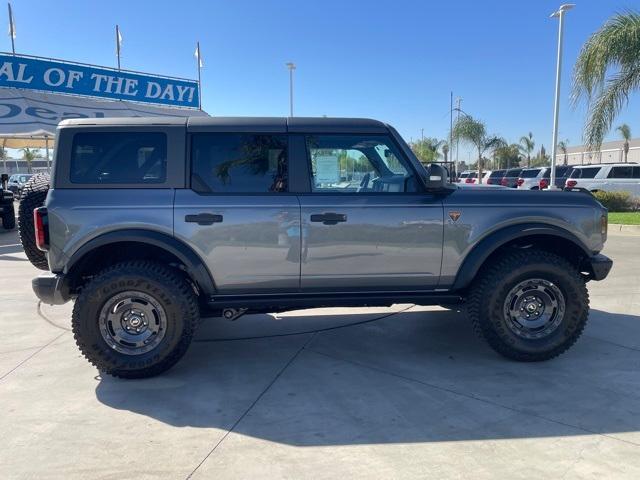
[8,0,639,158]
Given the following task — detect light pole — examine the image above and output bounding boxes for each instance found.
[286,62,296,117]
[548,4,574,190]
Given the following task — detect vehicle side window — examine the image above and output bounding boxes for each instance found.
[70,132,167,184]
[191,133,287,193]
[608,166,633,179]
[305,135,415,193]
[633,166,640,179]
[570,167,600,179]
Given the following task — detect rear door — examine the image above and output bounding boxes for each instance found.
[173,122,301,294]
[295,132,443,291]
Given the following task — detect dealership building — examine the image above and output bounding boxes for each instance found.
[554,138,640,166]
[0,52,206,174]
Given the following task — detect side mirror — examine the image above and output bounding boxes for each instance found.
[425,164,448,191]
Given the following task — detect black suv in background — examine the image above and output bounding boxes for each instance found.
[486,169,506,185]
[500,168,522,188]
[540,166,574,190]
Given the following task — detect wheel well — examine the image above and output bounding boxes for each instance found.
[479,234,588,276]
[67,241,200,295]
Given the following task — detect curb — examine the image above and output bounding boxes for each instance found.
[608,223,640,235]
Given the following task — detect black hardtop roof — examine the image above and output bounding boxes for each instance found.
[58,116,389,133]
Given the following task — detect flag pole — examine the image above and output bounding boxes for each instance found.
[8,2,15,55]
[196,41,202,110]
[115,25,121,70]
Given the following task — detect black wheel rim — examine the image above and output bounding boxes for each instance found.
[503,278,566,340]
[98,291,167,355]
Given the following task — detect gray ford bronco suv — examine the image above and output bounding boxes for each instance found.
[28,117,612,378]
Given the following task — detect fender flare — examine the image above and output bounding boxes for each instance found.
[64,229,216,295]
[451,223,592,291]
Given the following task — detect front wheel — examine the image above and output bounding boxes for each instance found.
[72,261,199,378]
[467,249,589,361]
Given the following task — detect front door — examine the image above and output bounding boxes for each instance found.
[174,130,300,294]
[298,134,443,291]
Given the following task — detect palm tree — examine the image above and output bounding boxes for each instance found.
[616,124,631,162]
[557,140,569,165]
[21,147,41,174]
[452,116,503,183]
[572,11,640,150]
[519,132,535,167]
[410,137,444,165]
[441,142,449,163]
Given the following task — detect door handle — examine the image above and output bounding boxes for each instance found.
[310,212,347,225]
[185,213,223,225]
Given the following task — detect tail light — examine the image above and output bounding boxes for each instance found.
[34,207,49,251]
[516,178,524,186]
[486,179,494,185]
[500,178,508,186]
[566,180,577,188]
[539,178,549,189]
[465,178,474,183]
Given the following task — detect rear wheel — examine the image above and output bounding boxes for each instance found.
[72,261,199,378]
[467,249,589,361]
[18,173,50,269]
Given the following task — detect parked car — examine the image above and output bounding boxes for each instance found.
[500,168,522,188]
[565,163,640,195]
[539,165,574,190]
[27,116,611,378]
[458,170,477,183]
[517,168,544,189]
[7,173,33,199]
[486,169,506,185]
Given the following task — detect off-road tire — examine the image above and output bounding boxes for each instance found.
[2,204,15,229]
[72,261,200,379]
[18,173,50,269]
[467,249,589,361]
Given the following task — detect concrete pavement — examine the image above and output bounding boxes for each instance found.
[1,228,639,479]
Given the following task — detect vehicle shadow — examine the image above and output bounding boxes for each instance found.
[95,308,640,446]
[0,227,25,257]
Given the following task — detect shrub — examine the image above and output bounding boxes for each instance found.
[593,190,635,212]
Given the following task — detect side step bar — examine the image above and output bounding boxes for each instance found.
[207,291,464,311]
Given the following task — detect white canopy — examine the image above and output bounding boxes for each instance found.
[0,88,208,148]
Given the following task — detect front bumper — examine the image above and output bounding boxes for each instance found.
[32,273,71,305]
[584,253,613,281]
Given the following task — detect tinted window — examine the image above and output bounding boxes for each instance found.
[71,132,167,184]
[191,133,287,193]
[520,169,542,178]
[608,166,633,179]
[570,167,601,179]
[543,166,572,178]
[489,170,505,178]
[505,169,522,177]
[306,135,413,193]
[633,166,640,179]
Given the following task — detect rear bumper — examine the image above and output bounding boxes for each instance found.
[32,272,71,305]
[584,253,613,281]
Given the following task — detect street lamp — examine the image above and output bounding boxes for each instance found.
[286,62,296,117]
[548,3,575,190]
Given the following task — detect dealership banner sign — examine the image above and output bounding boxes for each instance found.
[0,53,199,108]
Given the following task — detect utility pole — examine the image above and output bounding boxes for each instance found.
[455,97,462,176]
[449,91,453,177]
[548,4,575,189]
[286,62,296,117]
